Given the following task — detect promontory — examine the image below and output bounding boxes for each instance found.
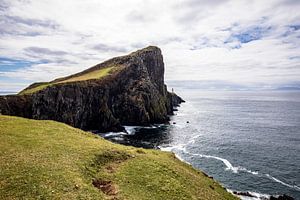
[0,46,184,132]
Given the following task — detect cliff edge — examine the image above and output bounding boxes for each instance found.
[0,46,184,132]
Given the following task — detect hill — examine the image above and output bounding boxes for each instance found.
[0,115,238,200]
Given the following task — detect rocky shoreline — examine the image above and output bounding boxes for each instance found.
[232,191,295,200]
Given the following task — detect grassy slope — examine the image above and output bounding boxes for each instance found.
[58,67,115,83]
[19,67,116,95]
[0,115,239,200]
[19,83,54,95]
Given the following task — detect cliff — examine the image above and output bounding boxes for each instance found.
[0,46,184,132]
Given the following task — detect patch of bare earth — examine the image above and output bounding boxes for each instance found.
[92,179,118,196]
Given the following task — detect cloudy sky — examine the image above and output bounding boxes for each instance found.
[0,0,300,92]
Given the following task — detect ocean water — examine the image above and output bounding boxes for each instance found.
[100,90,300,199]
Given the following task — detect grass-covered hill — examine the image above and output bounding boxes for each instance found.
[0,115,238,200]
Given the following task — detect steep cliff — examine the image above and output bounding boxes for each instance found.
[0,46,184,132]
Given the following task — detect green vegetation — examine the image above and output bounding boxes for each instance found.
[19,66,116,95]
[19,82,54,95]
[0,115,239,200]
[58,66,115,83]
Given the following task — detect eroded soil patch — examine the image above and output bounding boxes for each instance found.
[92,179,118,195]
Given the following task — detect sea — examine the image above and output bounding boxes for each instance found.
[99,89,300,199]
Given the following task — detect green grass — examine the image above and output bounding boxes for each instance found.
[19,67,116,95]
[19,83,54,95]
[0,115,239,200]
[58,67,115,83]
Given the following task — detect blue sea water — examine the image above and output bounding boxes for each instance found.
[100,90,300,199]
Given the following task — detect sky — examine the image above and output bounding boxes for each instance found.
[0,0,300,92]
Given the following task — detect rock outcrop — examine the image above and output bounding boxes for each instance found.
[0,46,184,132]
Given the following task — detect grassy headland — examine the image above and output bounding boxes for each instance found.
[19,66,117,95]
[0,115,238,200]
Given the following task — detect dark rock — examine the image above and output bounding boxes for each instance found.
[0,46,183,132]
[202,172,209,177]
[233,191,256,197]
[169,92,185,107]
[270,194,294,200]
[186,121,189,123]
[232,192,294,200]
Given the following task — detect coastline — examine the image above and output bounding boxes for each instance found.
[0,115,239,199]
[99,123,298,200]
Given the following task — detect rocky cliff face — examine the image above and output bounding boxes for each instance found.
[0,46,184,132]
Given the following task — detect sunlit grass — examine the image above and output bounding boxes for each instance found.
[58,66,115,83]
[19,83,53,95]
[19,66,116,95]
[0,115,239,200]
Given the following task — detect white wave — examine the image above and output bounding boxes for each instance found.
[227,189,270,200]
[124,124,164,135]
[160,142,300,196]
[245,169,259,175]
[153,124,165,128]
[160,143,186,152]
[111,137,124,141]
[175,153,190,163]
[160,140,300,196]
[187,152,258,175]
[181,147,300,192]
[141,125,158,129]
[190,153,239,173]
[186,134,201,145]
[124,126,139,135]
[159,145,190,164]
[159,146,173,152]
[265,174,300,191]
[160,141,258,175]
[103,132,126,137]
[174,112,186,117]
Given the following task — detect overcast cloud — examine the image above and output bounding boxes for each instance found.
[0,0,299,91]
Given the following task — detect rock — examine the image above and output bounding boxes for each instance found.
[233,191,256,197]
[169,92,185,106]
[0,46,183,132]
[270,194,294,200]
[186,121,189,123]
[232,192,295,200]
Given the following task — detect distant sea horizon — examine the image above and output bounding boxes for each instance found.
[1,87,300,96]
[0,91,17,95]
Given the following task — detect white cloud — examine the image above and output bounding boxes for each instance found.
[0,0,299,91]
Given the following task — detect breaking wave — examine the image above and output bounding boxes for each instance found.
[160,141,300,193]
